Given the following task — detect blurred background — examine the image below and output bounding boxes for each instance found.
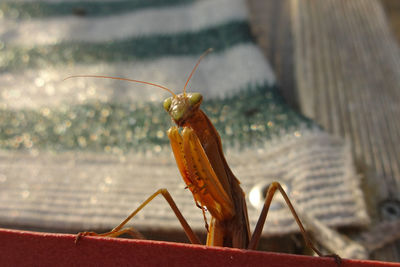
[0,0,400,263]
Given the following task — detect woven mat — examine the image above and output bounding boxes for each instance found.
[0,0,369,236]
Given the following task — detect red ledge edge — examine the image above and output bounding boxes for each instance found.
[0,228,399,267]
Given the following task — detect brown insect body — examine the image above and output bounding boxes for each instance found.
[165,92,250,247]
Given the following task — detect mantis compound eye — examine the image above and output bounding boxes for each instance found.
[163,97,172,112]
[188,93,203,107]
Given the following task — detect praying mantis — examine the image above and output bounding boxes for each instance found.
[68,49,331,257]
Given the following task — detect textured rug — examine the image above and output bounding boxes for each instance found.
[0,0,368,238]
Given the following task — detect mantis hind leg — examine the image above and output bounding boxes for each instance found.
[247,181,323,256]
[75,188,201,245]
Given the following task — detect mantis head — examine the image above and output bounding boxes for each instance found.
[163,92,203,126]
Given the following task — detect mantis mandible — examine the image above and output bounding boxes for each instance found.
[68,49,327,255]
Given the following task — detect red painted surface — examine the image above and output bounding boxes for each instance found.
[0,228,399,267]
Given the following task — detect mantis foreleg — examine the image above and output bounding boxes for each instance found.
[76,188,201,245]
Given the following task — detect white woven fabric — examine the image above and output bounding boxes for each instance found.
[0,128,369,235]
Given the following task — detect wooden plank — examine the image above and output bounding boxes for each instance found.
[246,0,299,110]
[247,0,400,262]
[292,0,400,199]
[291,0,400,262]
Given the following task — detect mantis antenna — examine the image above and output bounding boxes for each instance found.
[183,48,213,95]
[64,48,214,97]
[63,75,176,97]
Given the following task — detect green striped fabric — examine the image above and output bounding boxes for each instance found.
[0,0,195,18]
[0,84,314,151]
[1,21,253,71]
[0,0,368,240]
